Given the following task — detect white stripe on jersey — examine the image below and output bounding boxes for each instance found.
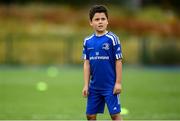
[108,32,120,45]
[116,54,122,59]
[83,54,86,59]
[116,54,118,59]
[84,34,94,46]
[106,34,116,46]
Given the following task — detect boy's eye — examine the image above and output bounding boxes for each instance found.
[95,18,99,21]
[101,18,106,20]
[93,17,106,21]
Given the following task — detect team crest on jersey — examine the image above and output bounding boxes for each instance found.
[102,43,110,50]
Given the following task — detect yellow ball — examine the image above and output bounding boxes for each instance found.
[36,82,48,91]
[121,107,129,115]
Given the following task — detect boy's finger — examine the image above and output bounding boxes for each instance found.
[113,88,116,94]
[83,90,88,97]
[82,90,86,97]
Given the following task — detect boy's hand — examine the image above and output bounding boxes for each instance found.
[82,86,89,98]
[113,83,122,94]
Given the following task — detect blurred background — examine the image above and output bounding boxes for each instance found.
[0,0,180,120]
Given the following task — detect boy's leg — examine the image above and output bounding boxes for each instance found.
[104,93,121,120]
[87,114,96,120]
[111,113,122,121]
[86,89,105,120]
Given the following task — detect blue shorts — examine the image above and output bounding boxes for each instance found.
[86,88,121,115]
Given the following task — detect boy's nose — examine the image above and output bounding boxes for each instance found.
[99,20,103,23]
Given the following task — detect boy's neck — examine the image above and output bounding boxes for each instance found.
[95,30,108,37]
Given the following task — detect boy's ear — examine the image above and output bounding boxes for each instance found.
[89,21,93,26]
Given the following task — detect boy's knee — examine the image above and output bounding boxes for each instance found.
[111,113,121,120]
[87,114,96,120]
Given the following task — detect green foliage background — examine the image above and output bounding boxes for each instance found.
[0,5,179,65]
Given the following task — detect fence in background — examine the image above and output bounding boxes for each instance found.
[0,33,83,65]
[0,33,180,65]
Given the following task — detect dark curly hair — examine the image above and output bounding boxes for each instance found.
[89,5,108,21]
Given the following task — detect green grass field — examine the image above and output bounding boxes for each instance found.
[0,65,180,120]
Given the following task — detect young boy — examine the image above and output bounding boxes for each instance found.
[82,5,123,120]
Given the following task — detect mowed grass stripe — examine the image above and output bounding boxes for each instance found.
[0,66,180,120]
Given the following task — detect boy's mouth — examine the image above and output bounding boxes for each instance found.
[98,25,103,28]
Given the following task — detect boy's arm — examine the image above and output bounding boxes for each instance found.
[82,60,90,97]
[113,59,122,94]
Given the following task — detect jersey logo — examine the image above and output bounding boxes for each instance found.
[95,52,99,56]
[113,107,117,110]
[117,47,120,51]
[102,43,110,50]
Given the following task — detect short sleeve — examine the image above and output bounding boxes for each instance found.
[82,39,89,60]
[113,36,123,60]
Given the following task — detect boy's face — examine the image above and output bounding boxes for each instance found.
[90,13,108,34]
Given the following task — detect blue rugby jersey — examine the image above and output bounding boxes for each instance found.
[82,31,123,91]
